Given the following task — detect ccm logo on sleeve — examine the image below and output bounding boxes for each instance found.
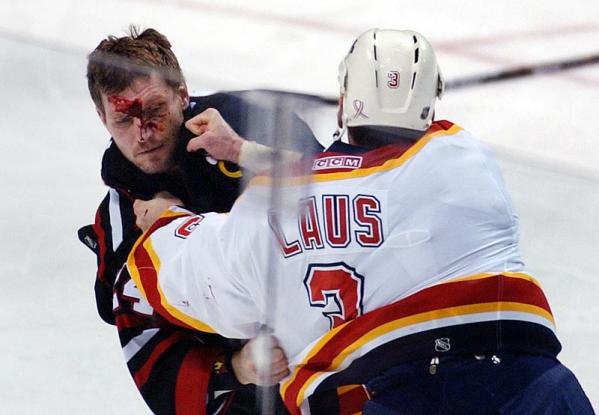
[174,215,204,239]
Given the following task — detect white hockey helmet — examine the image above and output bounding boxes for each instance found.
[338,28,444,132]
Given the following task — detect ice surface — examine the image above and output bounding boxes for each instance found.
[1,0,597,412]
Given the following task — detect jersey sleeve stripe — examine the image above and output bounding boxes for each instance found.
[108,189,124,248]
[133,331,186,388]
[146,239,218,333]
[92,202,108,282]
[281,272,557,413]
[127,212,190,299]
[128,211,218,334]
[122,328,160,361]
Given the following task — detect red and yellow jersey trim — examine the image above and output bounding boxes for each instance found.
[250,121,462,187]
[281,272,555,414]
[127,209,218,334]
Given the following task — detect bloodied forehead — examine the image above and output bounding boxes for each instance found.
[108,95,143,118]
[105,74,173,117]
[107,93,167,133]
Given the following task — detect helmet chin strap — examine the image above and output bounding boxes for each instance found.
[333,125,347,142]
[332,100,349,143]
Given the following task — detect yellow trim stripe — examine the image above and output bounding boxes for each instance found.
[126,212,217,334]
[442,271,543,288]
[145,239,217,333]
[127,243,148,301]
[337,384,364,395]
[161,209,191,219]
[281,272,535,398]
[250,124,462,186]
[126,210,190,301]
[283,299,554,404]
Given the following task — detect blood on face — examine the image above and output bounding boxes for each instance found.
[108,95,166,137]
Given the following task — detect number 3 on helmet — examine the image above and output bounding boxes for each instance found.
[338,28,444,132]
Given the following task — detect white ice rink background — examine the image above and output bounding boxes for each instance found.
[1,0,598,413]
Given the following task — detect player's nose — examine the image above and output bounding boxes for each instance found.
[136,120,156,143]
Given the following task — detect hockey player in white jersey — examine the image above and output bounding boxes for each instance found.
[127,29,593,414]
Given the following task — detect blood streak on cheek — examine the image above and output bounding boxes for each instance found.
[108,95,166,135]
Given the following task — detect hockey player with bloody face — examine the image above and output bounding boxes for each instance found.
[99,73,184,174]
[128,29,594,414]
[78,27,321,414]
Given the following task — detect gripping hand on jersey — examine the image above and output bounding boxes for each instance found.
[231,336,290,385]
[185,108,244,164]
[133,191,183,232]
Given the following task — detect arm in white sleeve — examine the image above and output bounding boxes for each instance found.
[238,140,302,172]
[126,207,260,339]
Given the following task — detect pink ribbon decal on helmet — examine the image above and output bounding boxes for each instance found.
[352,99,369,120]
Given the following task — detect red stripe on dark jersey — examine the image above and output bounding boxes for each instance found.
[93,207,108,282]
[134,332,185,388]
[216,393,235,414]
[115,313,146,330]
[175,347,220,415]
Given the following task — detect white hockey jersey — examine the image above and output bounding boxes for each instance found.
[127,121,560,414]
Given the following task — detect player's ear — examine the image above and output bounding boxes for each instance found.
[177,83,189,109]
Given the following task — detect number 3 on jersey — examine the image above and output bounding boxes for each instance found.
[304,262,364,329]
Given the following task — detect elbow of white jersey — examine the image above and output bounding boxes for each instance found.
[127,208,259,339]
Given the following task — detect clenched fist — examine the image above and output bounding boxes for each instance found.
[185,108,244,163]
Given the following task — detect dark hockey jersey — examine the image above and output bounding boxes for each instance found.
[78,91,320,414]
